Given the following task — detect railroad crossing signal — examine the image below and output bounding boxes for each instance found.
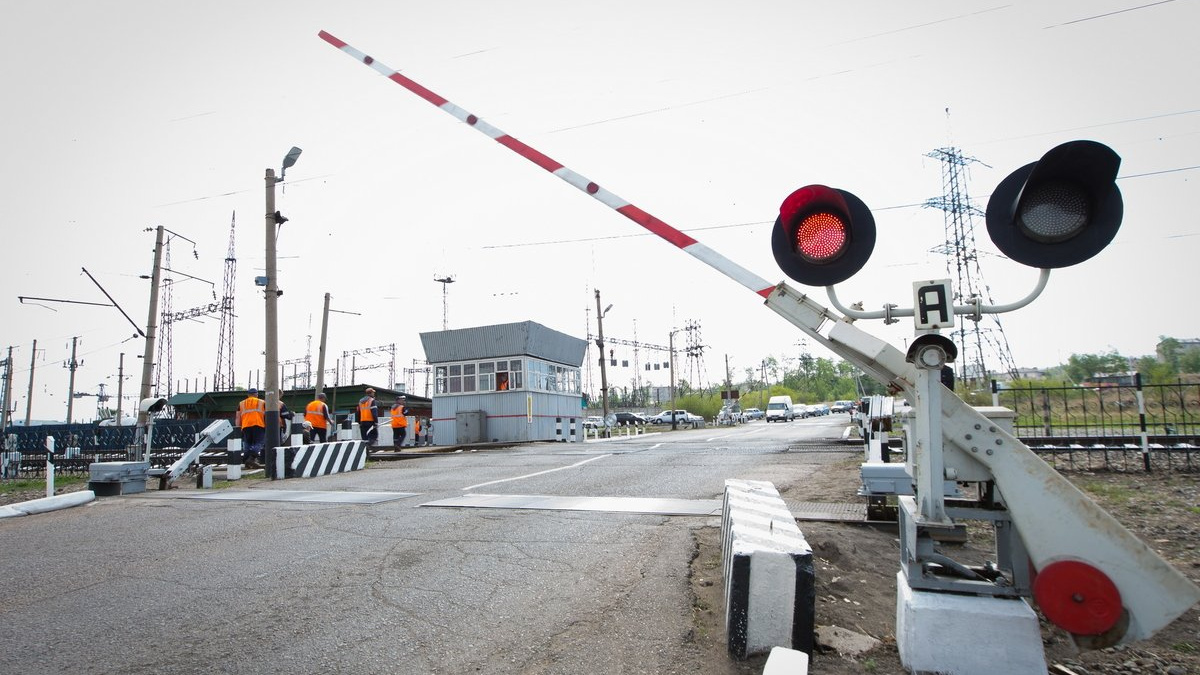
[770,184,876,287]
[985,140,1123,269]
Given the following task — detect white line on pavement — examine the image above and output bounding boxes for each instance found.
[463,454,613,491]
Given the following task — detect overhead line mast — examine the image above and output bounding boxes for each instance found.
[214,212,237,391]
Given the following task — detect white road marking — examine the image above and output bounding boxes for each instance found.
[463,454,613,491]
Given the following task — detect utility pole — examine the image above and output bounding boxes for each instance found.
[138,225,165,431]
[594,290,611,437]
[264,146,302,459]
[65,337,81,424]
[761,359,768,410]
[669,328,679,430]
[315,292,331,396]
[264,167,282,454]
[25,339,37,426]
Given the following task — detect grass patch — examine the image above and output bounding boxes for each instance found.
[1080,482,1135,503]
[0,475,89,492]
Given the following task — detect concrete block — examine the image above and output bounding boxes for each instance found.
[722,479,815,659]
[896,571,1046,675]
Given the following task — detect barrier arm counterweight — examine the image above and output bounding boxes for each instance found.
[318,31,1199,645]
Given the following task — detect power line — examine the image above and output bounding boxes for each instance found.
[1043,0,1176,29]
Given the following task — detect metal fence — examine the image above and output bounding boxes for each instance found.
[1,420,226,479]
[996,377,1199,472]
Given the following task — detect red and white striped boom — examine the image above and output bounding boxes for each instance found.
[317,30,775,299]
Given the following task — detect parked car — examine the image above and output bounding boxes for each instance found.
[650,409,701,425]
[607,412,647,426]
[743,407,764,420]
[811,403,831,416]
[583,416,604,429]
[831,400,855,413]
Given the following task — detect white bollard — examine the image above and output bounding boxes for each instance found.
[45,436,56,498]
[226,437,242,480]
[273,446,286,481]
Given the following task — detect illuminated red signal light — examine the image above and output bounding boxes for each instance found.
[986,140,1122,268]
[795,211,849,263]
[772,184,875,286]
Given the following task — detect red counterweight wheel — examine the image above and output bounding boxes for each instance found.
[1032,560,1123,636]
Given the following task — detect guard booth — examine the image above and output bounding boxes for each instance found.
[420,320,587,445]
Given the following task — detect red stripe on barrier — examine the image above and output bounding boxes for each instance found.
[496,136,564,173]
[388,72,449,107]
[616,205,697,249]
[318,30,347,49]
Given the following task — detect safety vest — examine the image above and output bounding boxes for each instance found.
[306,400,328,429]
[238,397,265,428]
[358,397,376,422]
[415,418,422,433]
[390,405,408,428]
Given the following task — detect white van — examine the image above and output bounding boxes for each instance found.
[765,395,795,422]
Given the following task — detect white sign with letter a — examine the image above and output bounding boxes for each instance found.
[913,279,954,330]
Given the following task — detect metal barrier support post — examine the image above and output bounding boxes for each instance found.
[1135,373,1150,471]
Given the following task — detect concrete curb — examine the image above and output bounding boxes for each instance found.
[0,490,96,519]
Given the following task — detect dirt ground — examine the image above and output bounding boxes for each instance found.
[688,454,1200,674]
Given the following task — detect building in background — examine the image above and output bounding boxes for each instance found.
[420,321,586,445]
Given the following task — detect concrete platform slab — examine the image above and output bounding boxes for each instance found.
[181,490,417,504]
[421,493,723,516]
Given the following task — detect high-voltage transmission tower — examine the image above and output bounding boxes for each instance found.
[923,147,1018,384]
[213,212,237,391]
[682,319,708,390]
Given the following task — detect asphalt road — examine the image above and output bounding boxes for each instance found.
[0,415,853,675]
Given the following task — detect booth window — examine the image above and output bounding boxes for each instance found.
[431,357,575,396]
[462,363,477,392]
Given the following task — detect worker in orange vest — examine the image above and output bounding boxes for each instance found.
[358,388,379,446]
[305,393,334,443]
[414,417,424,446]
[390,397,408,449]
[236,387,266,468]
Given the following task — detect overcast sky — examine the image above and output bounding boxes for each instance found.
[2,0,1197,422]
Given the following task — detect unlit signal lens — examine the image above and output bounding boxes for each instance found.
[795,212,848,262]
[1019,181,1090,243]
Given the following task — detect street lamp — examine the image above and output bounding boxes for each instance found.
[265,146,302,459]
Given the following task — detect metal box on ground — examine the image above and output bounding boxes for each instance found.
[87,461,149,496]
[456,411,486,444]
